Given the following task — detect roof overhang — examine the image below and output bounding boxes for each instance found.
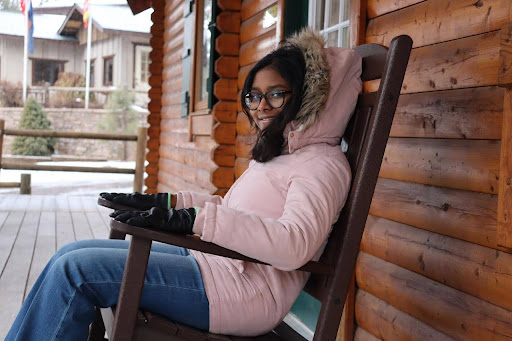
[127,0,152,15]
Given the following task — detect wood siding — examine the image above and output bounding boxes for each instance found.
[355,0,512,339]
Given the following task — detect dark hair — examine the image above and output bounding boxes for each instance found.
[241,45,306,163]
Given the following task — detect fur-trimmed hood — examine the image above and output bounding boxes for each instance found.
[281,28,362,152]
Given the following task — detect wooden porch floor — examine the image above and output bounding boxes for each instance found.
[0,194,112,339]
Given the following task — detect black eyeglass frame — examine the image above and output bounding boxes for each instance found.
[244,90,292,110]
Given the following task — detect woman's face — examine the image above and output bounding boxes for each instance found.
[248,67,292,131]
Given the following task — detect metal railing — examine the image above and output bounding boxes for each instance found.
[0,119,147,194]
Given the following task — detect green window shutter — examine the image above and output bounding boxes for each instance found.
[181,0,194,117]
[283,0,309,38]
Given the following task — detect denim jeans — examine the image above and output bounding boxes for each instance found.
[6,239,209,341]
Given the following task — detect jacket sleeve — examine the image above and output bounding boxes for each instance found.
[175,191,223,209]
[195,154,351,271]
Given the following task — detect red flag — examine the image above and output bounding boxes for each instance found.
[20,0,26,14]
[83,0,89,28]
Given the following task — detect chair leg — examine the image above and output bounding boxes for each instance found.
[88,307,107,341]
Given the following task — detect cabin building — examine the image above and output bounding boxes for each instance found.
[128,0,512,339]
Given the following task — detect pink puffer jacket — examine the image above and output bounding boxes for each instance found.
[175,29,362,336]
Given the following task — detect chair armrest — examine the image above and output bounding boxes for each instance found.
[97,197,137,211]
[110,220,334,275]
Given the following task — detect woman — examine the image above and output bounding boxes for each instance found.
[6,28,361,340]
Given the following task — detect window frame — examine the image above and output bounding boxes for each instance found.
[103,55,114,86]
[31,58,66,86]
[308,0,350,47]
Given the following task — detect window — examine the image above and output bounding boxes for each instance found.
[309,0,350,47]
[103,56,114,86]
[135,45,151,88]
[32,59,65,85]
[181,0,217,117]
[140,50,149,83]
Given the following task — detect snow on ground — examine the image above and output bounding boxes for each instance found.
[0,161,136,195]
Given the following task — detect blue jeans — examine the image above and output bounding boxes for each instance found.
[6,239,209,341]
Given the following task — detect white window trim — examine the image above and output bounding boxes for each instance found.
[308,0,350,47]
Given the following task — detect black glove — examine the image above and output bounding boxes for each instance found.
[110,207,196,235]
[99,192,169,210]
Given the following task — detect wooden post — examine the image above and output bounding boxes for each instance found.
[20,173,31,194]
[133,126,147,193]
[497,23,512,248]
[0,119,4,170]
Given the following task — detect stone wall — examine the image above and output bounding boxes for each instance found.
[0,108,148,161]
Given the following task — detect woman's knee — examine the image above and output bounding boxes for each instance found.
[54,240,95,258]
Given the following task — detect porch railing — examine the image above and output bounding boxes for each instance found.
[0,119,147,194]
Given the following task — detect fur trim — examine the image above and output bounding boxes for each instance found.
[280,28,330,130]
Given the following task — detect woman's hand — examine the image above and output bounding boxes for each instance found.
[99,192,173,210]
[109,207,196,234]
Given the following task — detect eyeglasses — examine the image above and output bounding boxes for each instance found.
[244,90,292,110]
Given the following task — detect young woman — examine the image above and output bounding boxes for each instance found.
[6,28,361,340]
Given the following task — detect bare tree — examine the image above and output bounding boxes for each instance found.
[0,0,21,11]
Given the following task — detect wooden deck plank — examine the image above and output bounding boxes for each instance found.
[56,211,76,250]
[0,211,39,337]
[0,212,25,276]
[42,196,57,211]
[25,211,56,298]
[81,196,98,212]
[72,212,94,241]
[11,195,30,211]
[26,195,44,211]
[68,196,83,212]
[86,211,110,240]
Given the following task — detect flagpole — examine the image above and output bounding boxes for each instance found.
[22,1,29,104]
[85,15,92,109]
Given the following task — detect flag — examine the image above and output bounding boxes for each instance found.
[27,0,34,54]
[20,0,26,14]
[83,0,89,28]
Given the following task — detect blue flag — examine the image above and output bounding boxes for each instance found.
[28,0,34,54]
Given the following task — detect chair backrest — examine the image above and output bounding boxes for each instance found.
[301,35,412,341]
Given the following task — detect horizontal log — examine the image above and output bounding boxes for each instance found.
[241,0,276,21]
[234,157,250,178]
[150,23,164,36]
[390,86,503,139]
[213,109,237,123]
[158,169,207,193]
[148,75,163,88]
[380,138,500,194]
[2,163,135,174]
[217,0,241,11]
[161,105,181,120]
[366,0,425,19]
[370,178,498,249]
[163,1,183,24]
[355,289,452,341]
[148,99,162,113]
[146,150,159,163]
[362,215,512,312]
[215,56,239,78]
[149,48,163,61]
[146,162,158,176]
[0,182,20,188]
[191,114,212,136]
[356,252,512,340]
[239,29,276,67]
[354,327,380,341]
[3,129,137,141]
[150,37,164,49]
[366,31,501,94]
[213,122,236,145]
[213,100,237,113]
[147,113,161,125]
[159,158,216,191]
[366,0,511,48]
[160,131,216,152]
[160,117,189,133]
[238,62,255,89]
[147,126,160,138]
[236,112,253,135]
[240,3,277,44]
[148,87,162,100]
[235,134,256,158]
[163,29,184,55]
[159,147,215,171]
[217,11,240,33]
[213,144,235,167]
[216,33,240,56]
[144,175,158,189]
[214,78,238,101]
[211,167,235,189]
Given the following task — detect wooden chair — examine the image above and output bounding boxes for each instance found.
[89,35,412,341]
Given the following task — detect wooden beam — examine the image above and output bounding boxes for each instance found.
[239,29,276,67]
[370,178,498,250]
[240,3,277,44]
[366,0,425,19]
[367,0,512,48]
[499,23,512,87]
[380,138,500,194]
[390,86,504,139]
[349,0,366,48]
[355,289,453,341]
[241,0,276,21]
[362,215,512,312]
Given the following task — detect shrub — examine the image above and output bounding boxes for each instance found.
[0,80,24,107]
[98,88,139,160]
[11,98,56,156]
[51,72,95,107]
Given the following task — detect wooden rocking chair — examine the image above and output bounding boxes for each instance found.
[90,34,412,341]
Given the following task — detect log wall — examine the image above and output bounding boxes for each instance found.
[355,0,512,339]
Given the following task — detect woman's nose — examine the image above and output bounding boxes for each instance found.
[257,96,271,111]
